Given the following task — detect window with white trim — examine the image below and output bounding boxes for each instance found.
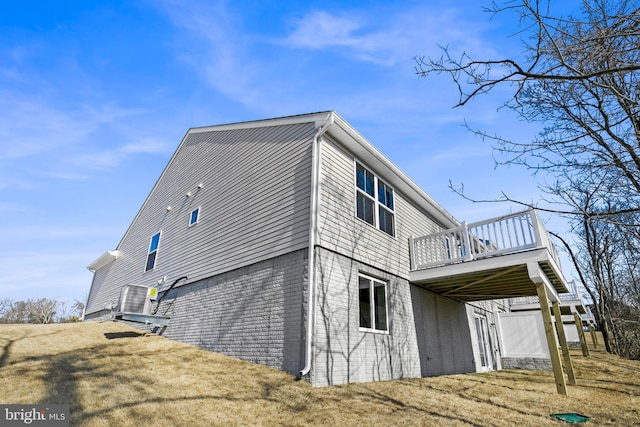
[189,207,200,227]
[355,162,395,236]
[145,232,161,271]
[359,274,388,332]
[473,314,493,370]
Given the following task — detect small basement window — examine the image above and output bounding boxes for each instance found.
[145,232,161,271]
[359,274,388,332]
[189,207,200,227]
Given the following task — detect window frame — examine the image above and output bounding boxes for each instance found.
[358,274,389,334]
[145,231,161,272]
[354,161,396,237]
[473,313,493,371]
[188,206,201,227]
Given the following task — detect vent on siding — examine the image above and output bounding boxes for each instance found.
[118,285,152,315]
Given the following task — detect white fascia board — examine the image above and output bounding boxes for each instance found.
[87,250,119,272]
[188,111,333,134]
[326,112,460,229]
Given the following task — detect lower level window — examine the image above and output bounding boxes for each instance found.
[359,274,388,332]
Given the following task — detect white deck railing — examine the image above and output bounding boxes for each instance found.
[509,294,579,306]
[410,209,561,271]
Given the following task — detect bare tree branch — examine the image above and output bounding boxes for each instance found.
[418,0,640,357]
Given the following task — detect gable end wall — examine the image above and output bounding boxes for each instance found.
[86,122,316,315]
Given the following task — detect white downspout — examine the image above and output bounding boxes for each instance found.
[300,113,334,378]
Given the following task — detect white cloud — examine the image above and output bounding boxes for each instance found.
[285,11,365,50]
[282,6,496,67]
[121,138,170,155]
[0,87,171,183]
[0,95,93,161]
[0,201,34,214]
[0,92,141,160]
[152,2,478,118]
[73,136,170,170]
[283,10,406,66]
[148,0,516,141]
[153,0,256,103]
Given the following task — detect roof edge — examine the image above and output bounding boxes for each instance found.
[188,111,333,134]
[327,112,459,228]
[87,250,119,272]
[111,112,333,252]
[110,110,459,256]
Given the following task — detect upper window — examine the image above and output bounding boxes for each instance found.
[145,232,161,271]
[189,207,200,227]
[359,275,388,332]
[355,163,395,236]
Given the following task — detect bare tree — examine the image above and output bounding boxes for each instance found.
[416,0,640,219]
[415,0,640,358]
[33,298,58,324]
[0,298,59,324]
[0,299,31,324]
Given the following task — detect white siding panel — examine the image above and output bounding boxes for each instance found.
[86,122,316,314]
[317,137,443,279]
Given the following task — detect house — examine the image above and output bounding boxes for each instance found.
[499,280,597,368]
[85,111,574,391]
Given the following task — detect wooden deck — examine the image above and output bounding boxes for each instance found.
[409,209,577,395]
[409,209,569,302]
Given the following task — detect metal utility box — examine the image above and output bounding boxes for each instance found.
[113,284,170,327]
[118,284,153,315]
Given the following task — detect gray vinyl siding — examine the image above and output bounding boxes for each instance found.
[86,122,316,314]
[85,263,117,314]
[85,112,503,386]
[410,285,475,376]
[317,137,442,279]
[313,137,485,385]
[312,247,421,386]
[311,246,490,386]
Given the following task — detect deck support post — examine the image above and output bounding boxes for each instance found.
[536,283,568,395]
[552,302,576,385]
[589,324,598,348]
[574,313,590,357]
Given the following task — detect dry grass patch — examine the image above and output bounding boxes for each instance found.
[1,322,639,426]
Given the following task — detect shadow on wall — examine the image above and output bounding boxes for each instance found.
[410,285,475,377]
[313,163,423,385]
[315,246,358,385]
[147,249,308,377]
[314,245,419,385]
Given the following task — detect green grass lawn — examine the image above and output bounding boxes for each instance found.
[1,322,639,426]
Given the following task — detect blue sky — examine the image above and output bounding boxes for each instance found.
[0,0,576,305]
